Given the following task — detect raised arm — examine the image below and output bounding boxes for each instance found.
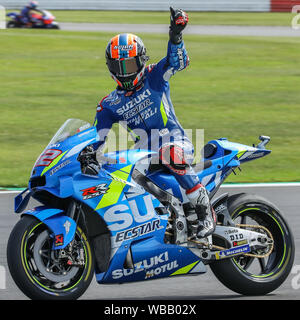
[148,7,189,88]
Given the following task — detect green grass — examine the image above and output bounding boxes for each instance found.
[0,29,300,187]
[51,10,294,27]
[6,10,295,26]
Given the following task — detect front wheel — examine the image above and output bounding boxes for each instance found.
[49,24,60,29]
[210,193,295,296]
[7,216,94,300]
[6,21,17,28]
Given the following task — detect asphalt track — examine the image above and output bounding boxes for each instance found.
[59,22,300,37]
[0,184,299,300]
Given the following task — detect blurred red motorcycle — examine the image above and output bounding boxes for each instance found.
[7,9,60,29]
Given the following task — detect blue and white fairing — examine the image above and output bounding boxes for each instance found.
[148,137,271,200]
[14,119,271,284]
[16,119,101,249]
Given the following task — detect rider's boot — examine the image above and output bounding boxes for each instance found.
[185,184,216,239]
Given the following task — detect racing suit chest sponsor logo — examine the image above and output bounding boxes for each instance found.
[116,89,152,116]
[123,99,153,121]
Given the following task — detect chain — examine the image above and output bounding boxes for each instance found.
[188,223,274,259]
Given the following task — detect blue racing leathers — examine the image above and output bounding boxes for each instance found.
[20,6,31,24]
[94,40,200,191]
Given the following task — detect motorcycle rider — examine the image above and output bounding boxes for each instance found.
[93,7,216,239]
[19,1,40,26]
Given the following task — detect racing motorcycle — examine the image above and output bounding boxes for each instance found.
[7,119,295,300]
[6,10,59,29]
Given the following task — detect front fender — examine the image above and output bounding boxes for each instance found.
[22,206,77,250]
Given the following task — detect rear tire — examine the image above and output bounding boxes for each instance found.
[210,193,294,295]
[7,216,94,300]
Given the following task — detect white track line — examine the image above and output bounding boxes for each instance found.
[0,190,23,194]
[221,182,300,188]
[0,182,300,195]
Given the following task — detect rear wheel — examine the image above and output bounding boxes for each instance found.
[210,193,294,295]
[7,216,94,300]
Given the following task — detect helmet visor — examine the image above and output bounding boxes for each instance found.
[107,56,144,76]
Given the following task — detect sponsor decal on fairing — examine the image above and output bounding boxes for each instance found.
[81,183,109,200]
[111,251,179,280]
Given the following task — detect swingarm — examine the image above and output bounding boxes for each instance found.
[190,224,274,262]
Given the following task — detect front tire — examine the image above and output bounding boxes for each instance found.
[7,216,94,300]
[210,193,295,296]
[6,21,17,28]
[49,24,60,29]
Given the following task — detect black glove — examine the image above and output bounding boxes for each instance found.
[83,161,100,175]
[169,7,189,44]
[79,145,101,175]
